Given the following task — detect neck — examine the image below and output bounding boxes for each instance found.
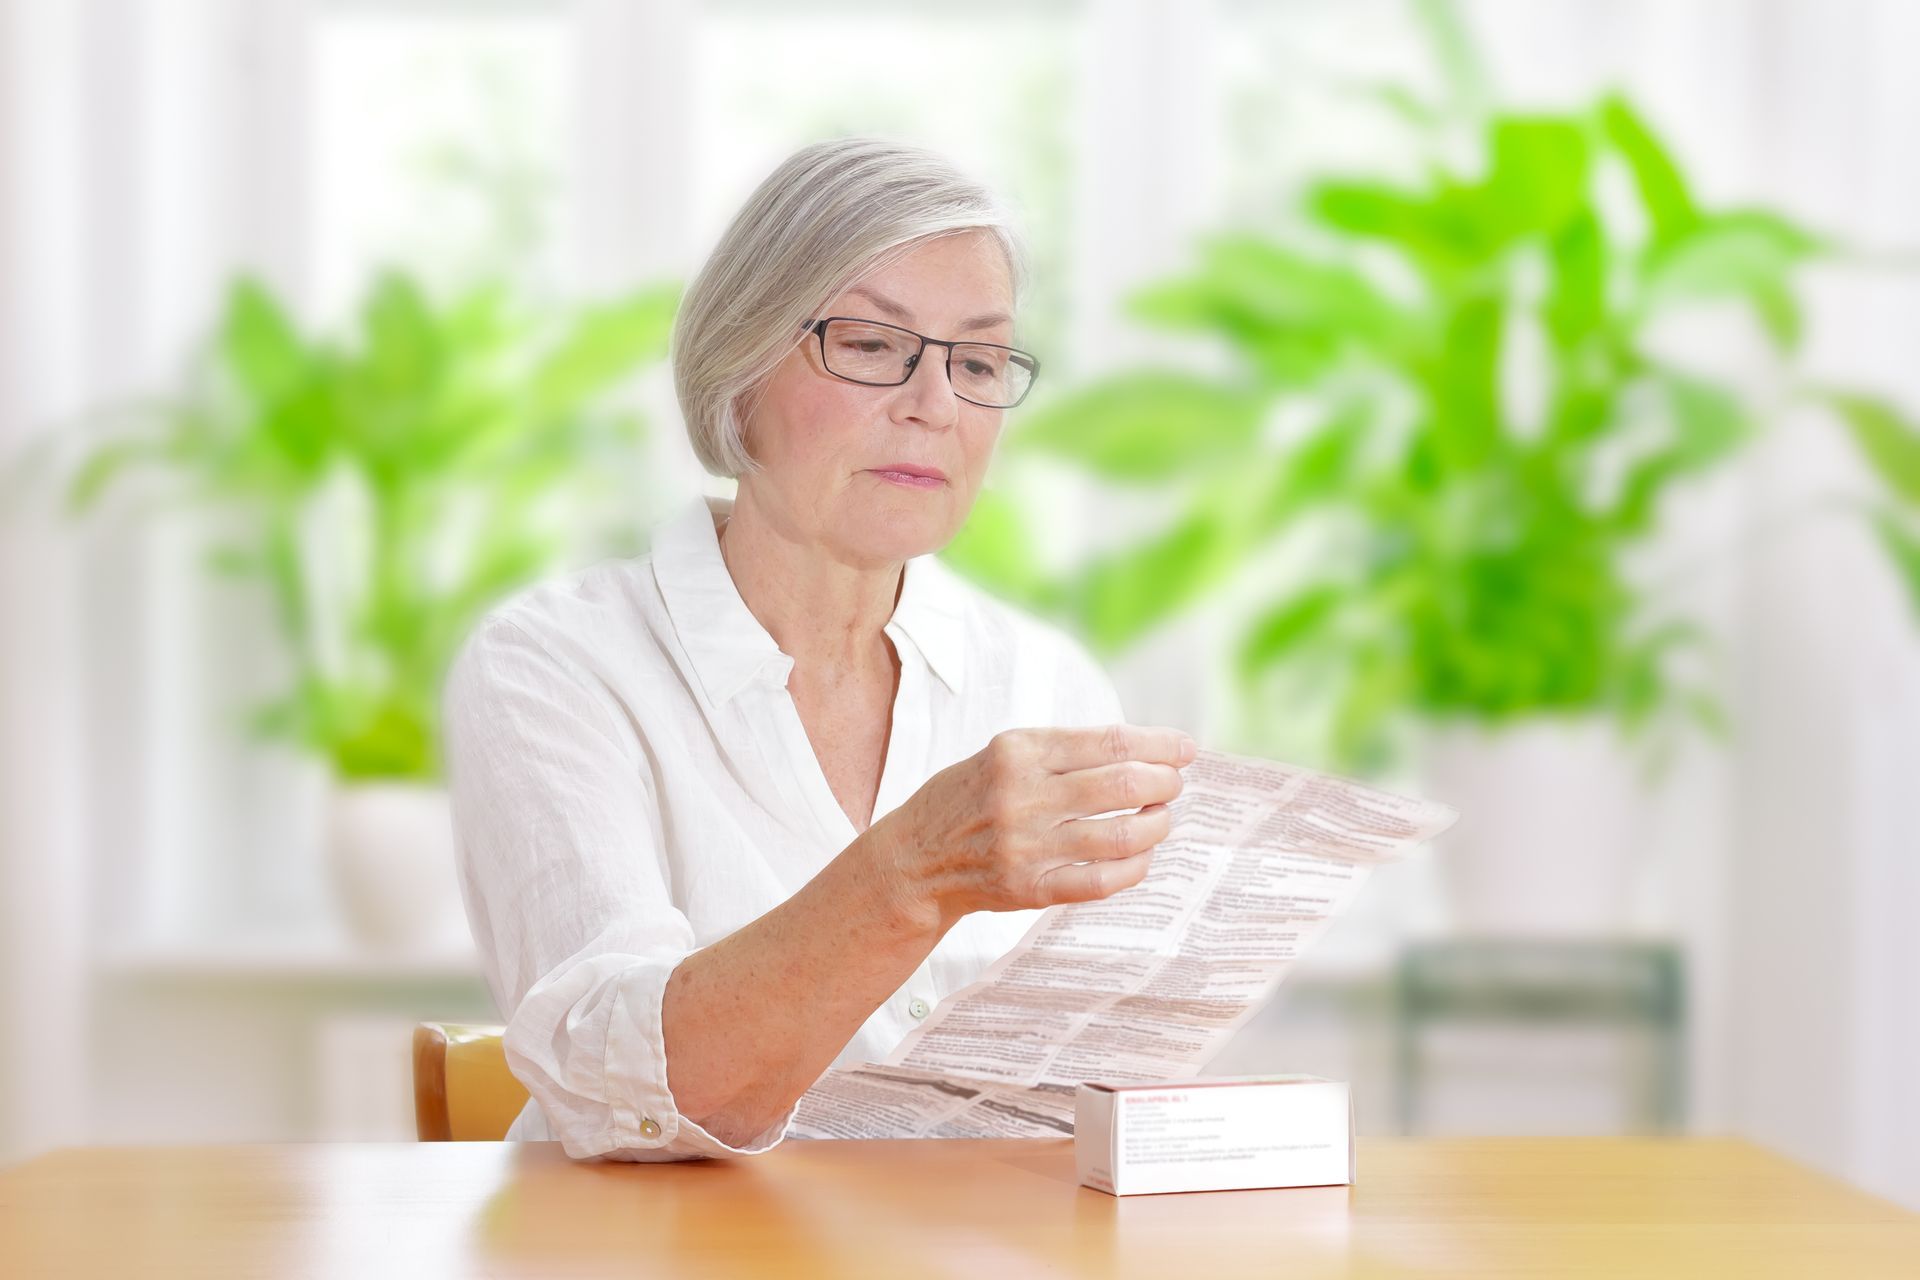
[716,485,903,674]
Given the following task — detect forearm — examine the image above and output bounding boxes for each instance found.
[660,821,944,1145]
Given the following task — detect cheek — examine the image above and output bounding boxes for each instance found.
[760,380,866,472]
[814,386,877,457]
[958,413,1004,479]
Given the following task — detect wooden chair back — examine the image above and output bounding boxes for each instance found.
[411,1022,529,1141]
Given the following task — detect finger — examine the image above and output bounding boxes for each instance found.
[1033,724,1197,773]
[1033,847,1156,906]
[1048,802,1173,865]
[1046,760,1183,820]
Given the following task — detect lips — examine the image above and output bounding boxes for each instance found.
[870,464,947,482]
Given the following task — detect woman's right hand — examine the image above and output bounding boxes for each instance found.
[868,725,1197,933]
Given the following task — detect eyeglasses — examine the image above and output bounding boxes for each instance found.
[801,316,1040,409]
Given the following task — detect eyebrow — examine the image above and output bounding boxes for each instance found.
[846,285,1012,335]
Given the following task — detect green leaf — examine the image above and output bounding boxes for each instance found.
[1062,506,1246,653]
[1483,116,1592,239]
[1424,291,1504,471]
[1542,211,1607,349]
[256,378,339,481]
[443,530,561,624]
[361,272,442,400]
[1237,586,1344,678]
[1354,81,1443,132]
[1644,210,1825,303]
[1825,392,1920,505]
[1306,180,1468,272]
[1126,234,1411,384]
[1599,94,1698,243]
[1618,619,1708,730]
[1870,509,1920,623]
[1684,689,1732,742]
[259,512,312,661]
[1307,118,1590,280]
[328,696,436,781]
[1642,211,1826,353]
[1612,373,1750,530]
[1128,234,1405,330]
[1664,375,1750,465]
[221,278,309,405]
[1748,279,1804,352]
[938,486,1058,608]
[1247,399,1377,538]
[1412,0,1491,123]
[1007,372,1267,481]
[1330,642,1413,772]
[528,284,679,420]
[1307,180,1421,239]
[64,436,167,513]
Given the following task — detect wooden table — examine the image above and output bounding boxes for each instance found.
[3,1137,1915,1277]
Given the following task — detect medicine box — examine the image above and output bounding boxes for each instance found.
[1074,1075,1355,1196]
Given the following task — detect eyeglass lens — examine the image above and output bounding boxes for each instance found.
[819,318,1034,407]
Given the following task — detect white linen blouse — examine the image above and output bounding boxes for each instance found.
[441,492,1124,1161]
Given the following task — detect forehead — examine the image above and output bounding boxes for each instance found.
[832,233,1014,334]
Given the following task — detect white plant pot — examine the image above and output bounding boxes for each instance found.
[1421,718,1650,936]
[324,779,466,949]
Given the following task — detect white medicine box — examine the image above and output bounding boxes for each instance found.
[1074,1075,1356,1196]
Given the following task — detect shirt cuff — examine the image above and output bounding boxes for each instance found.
[595,952,800,1161]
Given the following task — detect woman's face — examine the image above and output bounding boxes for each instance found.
[736,230,1016,568]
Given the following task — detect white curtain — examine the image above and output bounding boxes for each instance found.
[0,0,89,1163]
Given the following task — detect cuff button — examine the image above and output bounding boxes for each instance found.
[908,997,930,1020]
[639,1117,661,1139]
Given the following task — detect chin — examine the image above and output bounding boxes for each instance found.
[847,492,963,563]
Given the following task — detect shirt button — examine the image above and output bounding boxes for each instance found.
[908,997,930,1020]
[639,1116,661,1139]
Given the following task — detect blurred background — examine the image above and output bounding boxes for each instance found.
[2,0,1916,1210]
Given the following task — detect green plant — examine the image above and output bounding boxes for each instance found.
[65,270,678,780]
[944,27,1920,773]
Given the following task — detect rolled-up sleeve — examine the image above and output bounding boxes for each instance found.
[442,615,798,1161]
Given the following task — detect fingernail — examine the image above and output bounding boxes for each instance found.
[1179,734,1197,761]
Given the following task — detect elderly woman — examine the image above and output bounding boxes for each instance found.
[443,137,1195,1163]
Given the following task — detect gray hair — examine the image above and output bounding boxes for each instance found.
[670,136,1031,478]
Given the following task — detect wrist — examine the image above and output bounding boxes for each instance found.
[849,810,946,942]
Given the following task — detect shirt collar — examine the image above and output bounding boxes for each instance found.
[650,492,968,706]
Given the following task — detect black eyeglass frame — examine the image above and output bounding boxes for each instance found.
[800,316,1042,409]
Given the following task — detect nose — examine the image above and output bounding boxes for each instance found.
[892,347,960,431]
